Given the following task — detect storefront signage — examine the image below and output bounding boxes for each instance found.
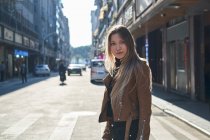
[15,33,22,44]
[4,28,14,41]
[30,40,35,49]
[124,4,133,25]
[136,0,153,16]
[15,49,28,57]
[23,36,29,47]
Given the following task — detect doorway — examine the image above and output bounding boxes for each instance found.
[168,40,189,94]
[204,25,210,101]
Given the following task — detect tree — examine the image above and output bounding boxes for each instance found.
[70,45,91,63]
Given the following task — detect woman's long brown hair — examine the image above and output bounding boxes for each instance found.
[105,25,147,98]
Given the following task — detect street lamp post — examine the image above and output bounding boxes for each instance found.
[42,32,56,64]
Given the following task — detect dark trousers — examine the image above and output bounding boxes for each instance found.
[110,119,139,140]
[0,71,4,81]
[21,74,27,83]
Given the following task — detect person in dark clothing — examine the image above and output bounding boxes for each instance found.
[59,62,66,82]
[20,63,27,84]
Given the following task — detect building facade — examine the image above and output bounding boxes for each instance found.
[0,0,39,79]
[92,0,210,102]
[0,0,71,80]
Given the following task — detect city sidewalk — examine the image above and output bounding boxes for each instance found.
[0,73,58,88]
[0,74,33,87]
[152,84,210,137]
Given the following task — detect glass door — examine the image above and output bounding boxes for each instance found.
[168,41,177,90]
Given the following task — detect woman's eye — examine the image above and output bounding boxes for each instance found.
[110,42,115,46]
[120,40,125,44]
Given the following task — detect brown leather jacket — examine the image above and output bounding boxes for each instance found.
[99,61,152,140]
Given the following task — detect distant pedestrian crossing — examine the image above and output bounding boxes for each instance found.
[0,113,208,140]
[49,113,78,140]
[1,114,43,139]
[0,112,96,140]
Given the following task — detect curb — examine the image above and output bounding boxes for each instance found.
[152,103,210,138]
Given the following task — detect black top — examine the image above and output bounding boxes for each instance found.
[59,64,66,74]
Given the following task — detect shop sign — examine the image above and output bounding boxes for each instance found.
[23,36,29,47]
[136,0,153,16]
[124,5,133,25]
[15,33,22,44]
[30,40,35,49]
[15,49,28,57]
[4,28,14,41]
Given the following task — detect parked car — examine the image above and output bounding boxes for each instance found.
[67,64,82,76]
[90,59,108,83]
[34,64,50,76]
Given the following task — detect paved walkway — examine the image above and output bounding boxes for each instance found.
[0,74,33,87]
[152,85,210,137]
[1,77,210,137]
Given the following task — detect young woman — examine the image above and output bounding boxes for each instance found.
[99,25,152,140]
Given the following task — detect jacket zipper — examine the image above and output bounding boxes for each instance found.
[140,120,145,140]
[117,101,123,120]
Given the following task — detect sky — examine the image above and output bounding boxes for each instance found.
[62,0,96,47]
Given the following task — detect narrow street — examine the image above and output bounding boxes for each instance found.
[0,69,209,140]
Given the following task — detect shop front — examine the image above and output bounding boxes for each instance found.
[166,20,191,96]
[13,49,28,77]
[204,12,210,102]
[135,29,163,85]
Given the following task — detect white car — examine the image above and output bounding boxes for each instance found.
[67,64,82,76]
[34,64,50,76]
[90,59,108,83]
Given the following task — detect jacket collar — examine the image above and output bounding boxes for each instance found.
[103,74,112,87]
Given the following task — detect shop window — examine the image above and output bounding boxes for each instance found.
[177,40,185,70]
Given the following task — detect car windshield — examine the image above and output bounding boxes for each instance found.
[92,61,104,67]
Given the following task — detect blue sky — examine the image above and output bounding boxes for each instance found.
[62,0,96,47]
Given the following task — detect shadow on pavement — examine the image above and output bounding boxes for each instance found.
[59,83,67,86]
[152,85,210,121]
[0,73,58,96]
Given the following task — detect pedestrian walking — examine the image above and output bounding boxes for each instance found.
[20,63,27,84]
[59,61,66,83]
[0,61,5,82]
[99,25,152,140]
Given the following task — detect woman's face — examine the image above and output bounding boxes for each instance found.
[110,33,128,59]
